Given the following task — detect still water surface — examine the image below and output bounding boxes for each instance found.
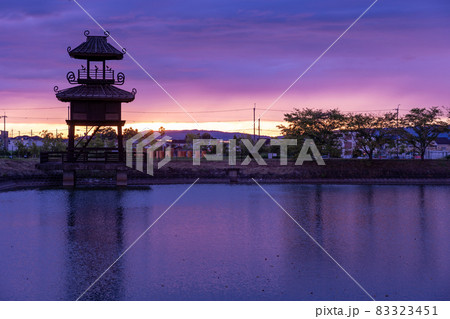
[0,184,448,300]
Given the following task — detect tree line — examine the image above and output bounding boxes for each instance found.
[278,106,449,160]
[3,106,449,161]
[1,127,142,158]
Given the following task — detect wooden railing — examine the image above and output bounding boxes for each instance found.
[78,68,114,81]
[40,148,124,164]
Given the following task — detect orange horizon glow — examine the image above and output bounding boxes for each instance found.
[2,1,450,139]
[4,121,283,138]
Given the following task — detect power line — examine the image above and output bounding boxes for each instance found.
[124,108,250,114]
[7,116,274,123]
[257,108,401,113]
[8,116,64,120]
[126,119,267,124]
[1,106,442,114]
[0,107,65,111]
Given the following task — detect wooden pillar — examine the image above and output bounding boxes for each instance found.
[63,170,75,187]
[68,124,75,162]
[118,125,124,162]
[116,170,127,186]
[227,168,239,183]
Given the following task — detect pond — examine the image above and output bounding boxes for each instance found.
[0,184,448,300]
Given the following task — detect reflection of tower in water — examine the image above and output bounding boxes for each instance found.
[64,190,125,300]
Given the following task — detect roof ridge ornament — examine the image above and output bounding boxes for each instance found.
[66,71,76,84]
[104,30,110,37]
[84,30,90,37]
[116,72,125,85]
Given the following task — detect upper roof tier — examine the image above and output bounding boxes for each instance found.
[68,30,124,61]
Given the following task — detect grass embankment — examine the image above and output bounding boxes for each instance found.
[0,158,61,191]
[0,158,44,178]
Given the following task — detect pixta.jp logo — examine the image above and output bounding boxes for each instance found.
[127,131,325,176]
[126,131,172,176]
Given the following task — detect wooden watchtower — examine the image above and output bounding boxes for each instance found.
[55,30,136,163]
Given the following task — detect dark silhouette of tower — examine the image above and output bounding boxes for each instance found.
[55,30,136,163]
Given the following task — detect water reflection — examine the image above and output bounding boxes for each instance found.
[0,184,448,300]
[64,190,125,300]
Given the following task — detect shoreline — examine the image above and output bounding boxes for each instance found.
[1,158,449,191]
[1,176,450,192]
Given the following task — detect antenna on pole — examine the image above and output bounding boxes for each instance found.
[253,103,256,141]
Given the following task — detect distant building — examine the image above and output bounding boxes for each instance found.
[425,137,450,159]
[339,132,357,159]
[7,135,44,152]
[168,139,187,149]
[337,130,450,160]
[0,130,8,150]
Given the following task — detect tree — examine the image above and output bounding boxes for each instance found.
[278,108,345,158]
[40,130,66,152]
[88,135,105,148]
[14,140,28,157]
[105,139,117,148]
[123,127,139,139]
[40,130,53,152]
[91,127,117,148]
[399,107,449,160]
[185,133,200,144]
[29,142,40,158]
[97,127,117,140]
[347,112,396,160]
[159,126,166,136]
[201,132,212,139]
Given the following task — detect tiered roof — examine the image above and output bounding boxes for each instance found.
[68,31,123,60]
[56,31,136,103]
[56,85,135,102]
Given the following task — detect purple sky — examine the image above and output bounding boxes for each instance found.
[1,0,449,135]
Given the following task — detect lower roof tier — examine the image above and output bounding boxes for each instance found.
[56,84,135,102]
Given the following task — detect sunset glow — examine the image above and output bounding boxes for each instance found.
[1,0,449,136]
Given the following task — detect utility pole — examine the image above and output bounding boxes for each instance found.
[258,118,260,138]
[253,103,256,141]
[396,104,400,159]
